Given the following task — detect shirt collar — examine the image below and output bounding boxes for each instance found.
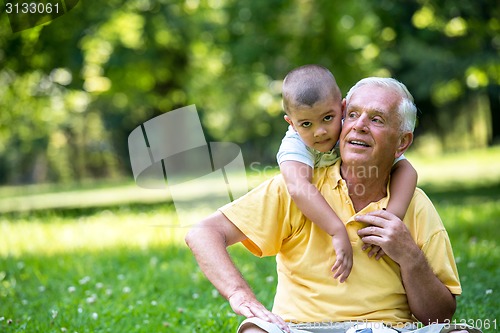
[330,160,344,189]
[331,160,391,212]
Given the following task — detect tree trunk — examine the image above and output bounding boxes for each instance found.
[488,84,500,145]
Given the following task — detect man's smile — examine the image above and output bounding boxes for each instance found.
[347,138,371,148]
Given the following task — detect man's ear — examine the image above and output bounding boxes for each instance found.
[395,132,413,158]
[341,98,347,119]
[284,115,295,129]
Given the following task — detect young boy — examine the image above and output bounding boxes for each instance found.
[277,65,417,283]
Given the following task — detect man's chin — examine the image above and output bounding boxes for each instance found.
[341,152,370,165]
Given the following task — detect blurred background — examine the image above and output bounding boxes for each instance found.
[0,0,499,187]
[1,2,499,331]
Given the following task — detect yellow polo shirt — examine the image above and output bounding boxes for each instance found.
[220,161,461,325]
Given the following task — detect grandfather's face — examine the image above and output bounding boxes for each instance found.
[339,84,404,169]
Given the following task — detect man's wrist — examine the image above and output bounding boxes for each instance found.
[399,246,426,272]
[227,287,254,302]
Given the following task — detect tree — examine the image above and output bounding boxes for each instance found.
[0,0,497,185]
[372,0,500,149]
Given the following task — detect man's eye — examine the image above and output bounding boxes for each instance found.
[301,122,312,128]
[348,112,357,118]
[372,117,383,124]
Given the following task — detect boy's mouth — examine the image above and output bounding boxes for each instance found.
[316,138,332,145]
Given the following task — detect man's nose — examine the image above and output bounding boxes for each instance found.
[353,114,369,132]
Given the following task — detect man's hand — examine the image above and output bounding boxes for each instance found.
[228,290,290,333]
[356,209,457,322]
[355,210,418,264]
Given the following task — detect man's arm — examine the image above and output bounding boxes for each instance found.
[185,211,290,332]
[356,210,456,323]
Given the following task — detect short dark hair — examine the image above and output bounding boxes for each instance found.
[282,65,341,114]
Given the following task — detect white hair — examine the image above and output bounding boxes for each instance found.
[345,77,417,133]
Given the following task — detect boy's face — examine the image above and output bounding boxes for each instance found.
[285,95,343,153]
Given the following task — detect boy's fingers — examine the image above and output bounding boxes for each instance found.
[375,249,386,260]
[339,263,352,283]
[368,245,381,258]
[331,261,352,283]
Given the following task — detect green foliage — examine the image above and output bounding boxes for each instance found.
[0,0,499,185]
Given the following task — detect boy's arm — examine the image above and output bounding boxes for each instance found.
[281,161,344,235]
[280,160,352,282]
[387,159,418,220]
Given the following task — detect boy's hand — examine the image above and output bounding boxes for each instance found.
[330,235,353,283]
[362,244,386,260]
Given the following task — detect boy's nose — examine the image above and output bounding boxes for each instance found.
[314,126,327,137]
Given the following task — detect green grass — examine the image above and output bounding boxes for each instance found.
[1,147,500,332]
[421,184,499,327]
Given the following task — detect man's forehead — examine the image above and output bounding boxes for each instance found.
[347,84,400,111]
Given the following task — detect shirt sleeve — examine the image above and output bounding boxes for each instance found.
[422,230,462,295]
[219,175,292,257]
[276,126,315,168]
[410,189,462,296]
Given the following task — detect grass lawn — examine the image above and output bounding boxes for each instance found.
[1,148,499,332]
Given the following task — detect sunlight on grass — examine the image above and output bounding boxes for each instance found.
[1,147,498,214]
[0,185,171,213]
[407,146,500,188]
[439,201,500,236]
[0,209,190,257]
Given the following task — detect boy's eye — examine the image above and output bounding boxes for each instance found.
[300,122,312,128]
[324,115,333,122]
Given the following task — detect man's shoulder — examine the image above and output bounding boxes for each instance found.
[409,187,437,209]
[412,187,434,205]
[407,187,441,221]
[248,173,288,195]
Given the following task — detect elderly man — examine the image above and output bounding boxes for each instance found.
[185,77,479,333]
